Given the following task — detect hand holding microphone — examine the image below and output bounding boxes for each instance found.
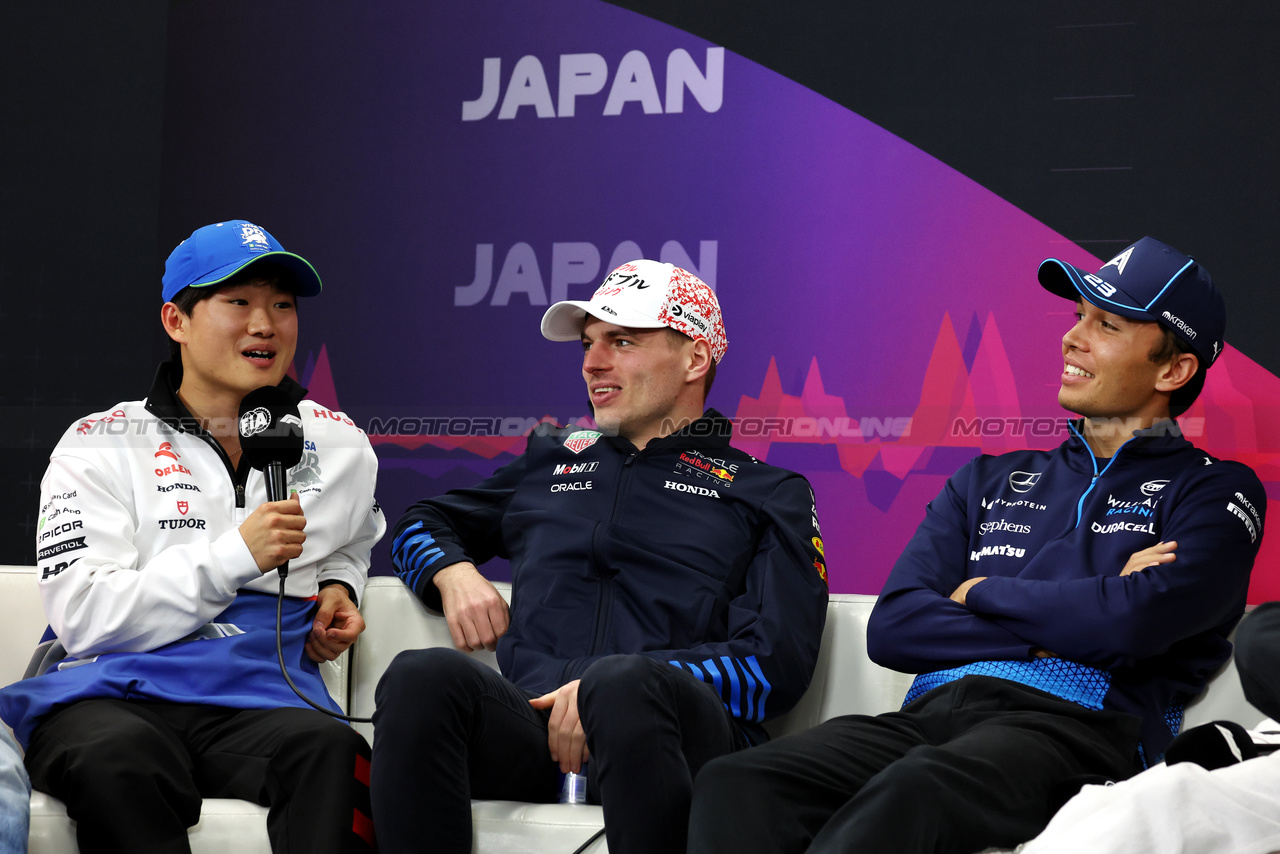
[237,387,307,576]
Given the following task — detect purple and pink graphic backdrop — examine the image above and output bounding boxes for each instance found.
[162,0,1280,598]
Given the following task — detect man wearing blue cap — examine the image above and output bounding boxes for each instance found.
[0,221,385,853]
[690,237,1267,854]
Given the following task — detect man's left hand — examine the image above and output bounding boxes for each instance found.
[950,576,987,607]
[306,583,366,662]
[529,679,590,774]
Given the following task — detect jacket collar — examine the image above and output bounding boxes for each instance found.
[1064,417,1193,462]
[143,360,308,435]
[622,408,734,454]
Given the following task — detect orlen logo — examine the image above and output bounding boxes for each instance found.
[154,442,180,461]
[1141,479,1170,496]
[455,240,715,307]
[1009,471,1042,493]
[462,47,723,121]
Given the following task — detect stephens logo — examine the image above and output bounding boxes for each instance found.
[154,442,180,461]
[979,519,1032,536]
[1141,479,1170,496]
[563,430,602,455]
[1009,472,1042,493]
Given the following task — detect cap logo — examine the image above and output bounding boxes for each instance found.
[1100,246,1133,276]
[240,223,270,252]
[1161,310,1197,340]
[1213,340,1221,361]
[1083,274,1117,298]
[669,302,709,334]
[594,269,649,299]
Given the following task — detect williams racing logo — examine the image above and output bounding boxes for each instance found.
[674,450,737,487]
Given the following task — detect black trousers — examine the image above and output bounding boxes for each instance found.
[370,650,747,854]
[1236,601,1280,721]
[688,676,1142,854]
[24,699,374,854]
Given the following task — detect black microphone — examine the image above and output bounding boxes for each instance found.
[237,386,368,722]
[238,386,306,575]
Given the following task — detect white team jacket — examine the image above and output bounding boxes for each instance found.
[35,379,384,661]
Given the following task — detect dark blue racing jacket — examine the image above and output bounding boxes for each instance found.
[391,410,829,742]
[868,420,1266,761]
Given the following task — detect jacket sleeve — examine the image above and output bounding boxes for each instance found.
[390,449,530,611]
[634,475,830,724]
[38,446,262,659]
[314,439,384,606]
[965,463,1265,669]
[866,460,1042,673]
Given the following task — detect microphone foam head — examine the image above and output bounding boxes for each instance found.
[238,386,305,470]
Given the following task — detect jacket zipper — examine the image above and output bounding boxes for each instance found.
[587,450,639,658]
[1070,423,1136,528]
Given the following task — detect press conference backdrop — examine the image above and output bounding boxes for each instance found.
[5,1,1279,600]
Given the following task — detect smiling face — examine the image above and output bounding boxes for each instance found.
[580,317,710,450]
[1058,299,1180,425]
[162,279,298,416]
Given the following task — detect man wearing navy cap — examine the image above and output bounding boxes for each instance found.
[690,238,1267,854]
[0,221,385,853]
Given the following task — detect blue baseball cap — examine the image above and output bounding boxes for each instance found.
[1038,236,1226,369]
[162,220,323,303]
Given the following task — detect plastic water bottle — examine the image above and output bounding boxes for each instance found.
[559,768,588,804]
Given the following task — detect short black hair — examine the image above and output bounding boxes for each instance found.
[166,262,299,362]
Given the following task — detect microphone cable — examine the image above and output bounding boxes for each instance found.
[275,570,372,723]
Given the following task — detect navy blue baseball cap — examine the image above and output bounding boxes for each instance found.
[1038,237,1225,369]
[162,220,323,303]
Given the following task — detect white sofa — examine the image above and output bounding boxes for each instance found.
[1,566,1267,853]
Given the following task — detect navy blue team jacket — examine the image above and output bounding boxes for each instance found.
[391,410,830,742]
[868,420,1267,760]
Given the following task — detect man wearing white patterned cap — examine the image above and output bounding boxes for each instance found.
[373,261,829,854]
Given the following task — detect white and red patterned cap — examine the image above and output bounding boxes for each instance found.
[540,260,728,363]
